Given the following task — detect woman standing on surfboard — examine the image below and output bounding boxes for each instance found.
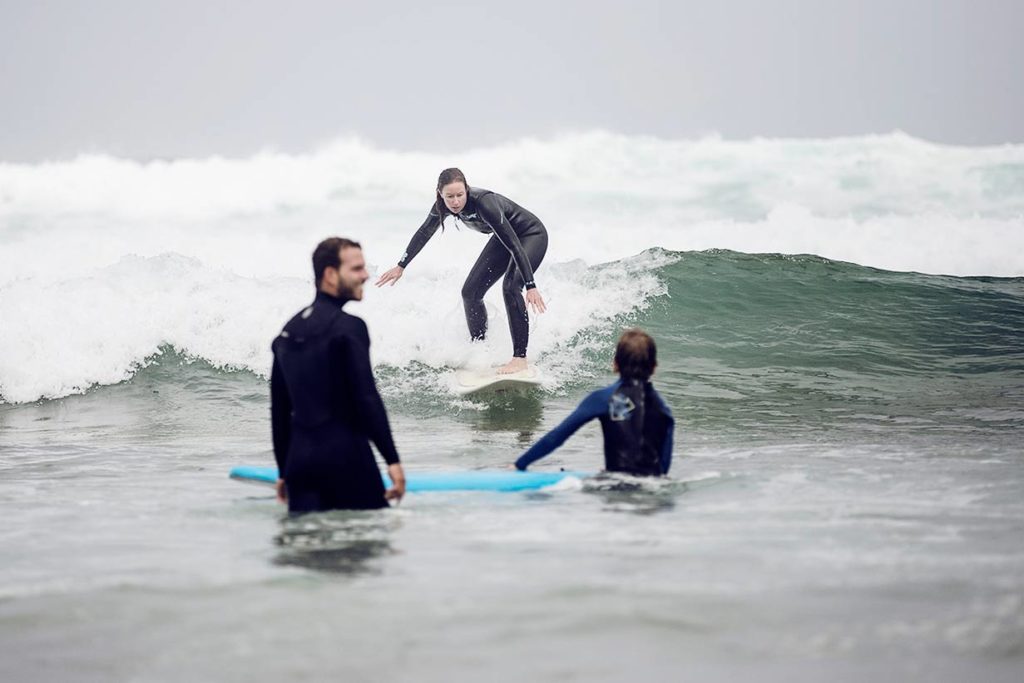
[375,168,548,375]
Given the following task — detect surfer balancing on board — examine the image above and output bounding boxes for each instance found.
[271,237,406,513]
[514,329,675,476]
[375,168,548,375]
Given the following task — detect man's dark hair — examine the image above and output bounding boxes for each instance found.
[614,328,658,381]
[313,237,362,287]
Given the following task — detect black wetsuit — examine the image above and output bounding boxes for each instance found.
[397,187,548,358]
[270,291,400,512]
[515,379,675,475]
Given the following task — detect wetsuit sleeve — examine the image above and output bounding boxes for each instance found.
[476,193,538,289]
[515,389,608,470]
[270,353,292,474]
[397,208,442,268]
[338,319,401,465]
[653,390,675,475]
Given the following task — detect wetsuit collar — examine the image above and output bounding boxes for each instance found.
[315,289,349,308]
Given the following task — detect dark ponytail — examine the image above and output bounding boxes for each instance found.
[435,168,469,231]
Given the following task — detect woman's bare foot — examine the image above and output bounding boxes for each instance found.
[496,357,528,375]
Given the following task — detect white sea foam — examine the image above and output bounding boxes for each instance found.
[0,249,673,403]
[0,254,303,402]
[1,131,1022,401]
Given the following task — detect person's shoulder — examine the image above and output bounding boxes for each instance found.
[281,302,317,331]
[584,381,620,404]
[272,303,312,350]
[471,187,506,208]
[330,309,369,336]
[648,383,673,414]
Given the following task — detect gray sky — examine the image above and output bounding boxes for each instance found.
[1,0,1021,161]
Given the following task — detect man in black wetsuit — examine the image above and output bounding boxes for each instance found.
[271,237,406,512]
[514,329,675,476]
[375,168,548,375]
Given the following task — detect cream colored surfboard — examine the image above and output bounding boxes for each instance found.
[453,367,543,396]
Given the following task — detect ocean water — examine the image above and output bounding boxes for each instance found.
[1,132,1023,682]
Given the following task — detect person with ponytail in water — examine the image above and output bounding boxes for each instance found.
[375,168,548,375]
[514,329,675,476]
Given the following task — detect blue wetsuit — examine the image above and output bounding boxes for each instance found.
[397,187,548,357]
[271,291,400,512]
[515,379,675,475]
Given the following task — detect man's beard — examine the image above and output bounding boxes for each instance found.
[336,280,362,301]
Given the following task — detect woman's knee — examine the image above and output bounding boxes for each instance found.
[502,276,524,302]
[462,281,484,302]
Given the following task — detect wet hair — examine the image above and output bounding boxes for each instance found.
[434,167,469,230]
[312,237,362,287]
[614,328,658,381]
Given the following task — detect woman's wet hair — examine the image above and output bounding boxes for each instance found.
[614,328,658,381]
[435,167,469,229]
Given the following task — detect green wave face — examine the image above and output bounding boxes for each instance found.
[632,251,1024,443]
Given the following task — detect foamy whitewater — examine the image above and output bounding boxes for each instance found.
[1,131,1023,402]
[1,132,1023,682]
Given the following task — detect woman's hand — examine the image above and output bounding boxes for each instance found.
[375,266,405,287]
[525,288,546,315]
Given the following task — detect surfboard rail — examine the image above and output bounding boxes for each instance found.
[229,466,591,492]
[453,367,542,397]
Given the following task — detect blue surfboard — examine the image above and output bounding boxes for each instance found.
[229,465,592,492]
